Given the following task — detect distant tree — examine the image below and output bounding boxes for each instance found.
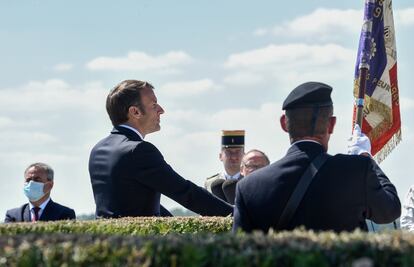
[76,208,198,219]
[170,207,197,216]
[77,213,95,220]
[366,218,399,232]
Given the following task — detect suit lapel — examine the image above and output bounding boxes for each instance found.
[40,199,55,221]
[22,204,31,222]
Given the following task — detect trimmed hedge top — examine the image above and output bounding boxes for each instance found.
[1,230,414,266]
[2,217,414,266]
[0,217,233,235]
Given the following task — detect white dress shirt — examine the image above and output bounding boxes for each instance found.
[224,171,241,180]
[29,197,50,221]
[119,124,144,140]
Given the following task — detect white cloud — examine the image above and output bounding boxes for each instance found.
[0,79,107,112]
[160,79,219,97]
[54,63,73,72]
[401,96,414,111]
[254,8,362,39]
[225,43,353,69]
[220,43,357,92]
[223,72,264,86]
[396,8,414,26]
[0,131,57,146]
[150,102,287,180]
[86,51,193,71]
[0,117,12,128]
[254,7,414,39]
[253,28,268,37]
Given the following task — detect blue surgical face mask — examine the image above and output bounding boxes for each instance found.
[23,181,45,202]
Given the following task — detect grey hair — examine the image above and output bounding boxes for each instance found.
[24,162,54,181]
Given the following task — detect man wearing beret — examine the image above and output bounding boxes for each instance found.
[89,80,232,218]
[204,130,245,202]
[233,81,401,232]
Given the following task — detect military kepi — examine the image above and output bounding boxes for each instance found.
[282,82,333,110]
[222,130,245,148]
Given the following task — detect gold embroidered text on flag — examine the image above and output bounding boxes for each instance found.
[353,0,401,162]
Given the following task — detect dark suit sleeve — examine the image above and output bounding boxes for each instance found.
[132,143,232,216]
[365,157,401,224]
[160,205,173,217]
[65,208,76,220]
[233,183,253,232]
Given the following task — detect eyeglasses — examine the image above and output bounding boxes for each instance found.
[243,163,267,171]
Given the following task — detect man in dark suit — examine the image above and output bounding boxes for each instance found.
[89,80,232,218]
[233,82,401,233]
[222,149,270,204]
[4,162,76,222]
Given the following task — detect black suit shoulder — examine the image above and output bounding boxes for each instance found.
[45,200,76,221]
[131,141,165,163]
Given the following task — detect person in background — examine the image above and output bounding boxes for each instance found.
[233,81,401,233]
[222,149,270,204]
[240,149,270,177]
[89,80,232,218]
[4,162,76,222]
[204,130,245,201]
[400,186,414,231]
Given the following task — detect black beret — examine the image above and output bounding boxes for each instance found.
[282,82,333,110]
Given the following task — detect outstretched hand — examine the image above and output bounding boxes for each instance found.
[347,124,371,156]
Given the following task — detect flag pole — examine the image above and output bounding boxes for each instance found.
[355,0,374,128]
[356,66,368,127]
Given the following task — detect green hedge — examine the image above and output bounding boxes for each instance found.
[1,230,414,266]
[0,217,232,235]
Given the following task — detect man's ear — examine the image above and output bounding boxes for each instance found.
[128,106,142,119]
[328,116,336,134]
[240,167,246,177]
[280,114,288,133]
[219,152,224,162]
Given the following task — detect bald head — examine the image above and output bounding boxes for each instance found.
[240,149,270,176]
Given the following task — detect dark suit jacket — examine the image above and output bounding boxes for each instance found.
[88,126,232,218]
[4,199,76,223]
[233,141,401,233]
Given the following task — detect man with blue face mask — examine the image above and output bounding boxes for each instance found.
[4,162,76,223]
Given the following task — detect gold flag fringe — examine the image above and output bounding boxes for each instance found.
[374,128,402,164]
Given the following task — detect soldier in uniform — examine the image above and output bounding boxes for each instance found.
[233,81,401,232]
[205,130,245,201]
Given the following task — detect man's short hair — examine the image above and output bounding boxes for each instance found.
[241,149,270,166]
[24,162,54,181]
[106,80,154,126]
[285,106,333,139]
